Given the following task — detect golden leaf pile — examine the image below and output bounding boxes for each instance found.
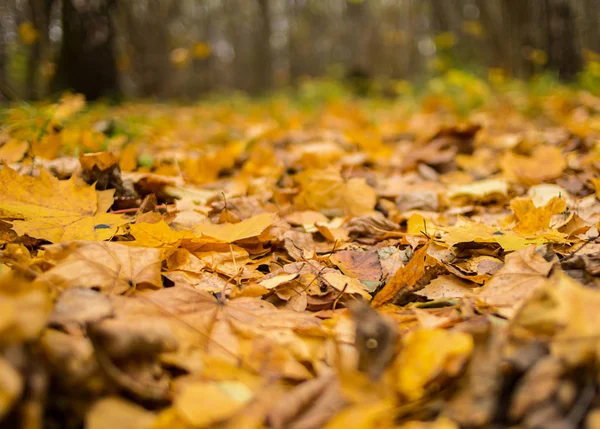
[2,84,600,428]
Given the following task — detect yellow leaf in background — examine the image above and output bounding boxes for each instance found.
[462,20,485,38]
[54,93,86,121]
[440,218,548,251]
[194,212,275,243]
[510,196,566,235]
[434,32,457,50]
[86,397,156,429]
[18,21,39,45]
[80,151,119,171]
[447,179,508,201]
[501,146,566,184]
[31,129,61,160]
[174,381,253,428]
[170,48,190,68]
[193,42,212,59]
[295,168,376,216]
[396,329,473,401]
[0,140,28,163]
[119,144,139,172]
[0,166,126,242]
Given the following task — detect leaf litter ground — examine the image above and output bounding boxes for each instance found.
[3,83,600,429]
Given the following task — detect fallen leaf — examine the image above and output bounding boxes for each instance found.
[0,165,126,242]
[372,243,430,307]
[395,328,473,401]
[295,168,377,216]
[478,245,557,317]
[40,241,162,294]
[174,380,254,427]
[194,212,275,242]
[86,397,156,429]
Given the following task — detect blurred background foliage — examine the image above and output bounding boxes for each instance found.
[1,0,600,102]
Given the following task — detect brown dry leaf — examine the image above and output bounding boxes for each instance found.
[513,270,600,366]
[415,275,476,301]
[40,241,162,294]
[444,255,503,284]
[478,245,557,317]
[267,370,346,429]
[111,286,326,379]
[330,250,382,284]
[372,243,430,307]
[0,165,127,242]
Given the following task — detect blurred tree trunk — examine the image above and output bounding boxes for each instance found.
[542,0,582,79]
[54,0,119,100]
[345,0,370,73]
[0,5,8,103]
[26,0,52,100]
[499,0,534,78]
[253,0,272,93]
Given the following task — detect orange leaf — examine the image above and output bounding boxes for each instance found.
[372,242,430,307]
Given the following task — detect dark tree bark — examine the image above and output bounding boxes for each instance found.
[26,0,53,100]
[253,0,273,93]
[542,0,582,79]
[0,8,7,103]
[53,0,119,100]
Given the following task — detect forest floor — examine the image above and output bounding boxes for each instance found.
[2,74,600,429]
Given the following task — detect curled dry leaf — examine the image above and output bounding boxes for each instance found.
[268,371,346,429]
[372,242,430,307]
[478,245,557,318]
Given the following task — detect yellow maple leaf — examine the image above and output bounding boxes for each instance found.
[501,146,566,184]
[0,165,126,242]
[294,168,376,216]
[130,221,194,248]
[194,212,275,243]
[510,196,566,235]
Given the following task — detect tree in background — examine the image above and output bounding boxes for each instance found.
[0,0,597,100]
[53,0,119,100]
